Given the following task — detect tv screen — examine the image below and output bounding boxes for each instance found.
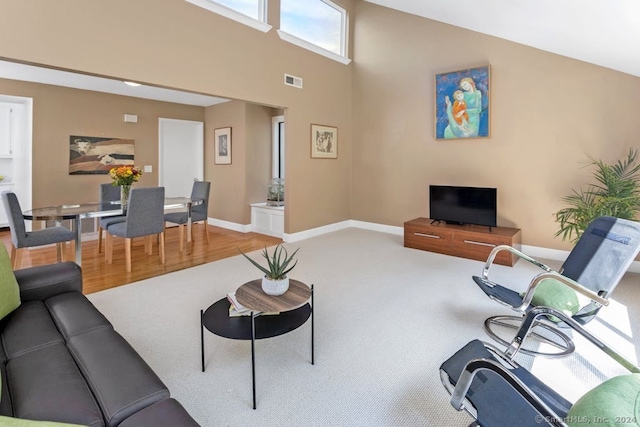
[429,185,497,227]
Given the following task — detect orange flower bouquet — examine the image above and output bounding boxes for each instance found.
[109,166,143,187]
[109,166,143,207]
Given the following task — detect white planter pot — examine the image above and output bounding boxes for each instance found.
[261,276,289,296]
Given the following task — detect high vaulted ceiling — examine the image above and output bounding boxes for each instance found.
[364,0,640,78]
[1,0,638,106]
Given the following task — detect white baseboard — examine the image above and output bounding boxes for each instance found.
[208,217,251,233]
[210,217,640,274]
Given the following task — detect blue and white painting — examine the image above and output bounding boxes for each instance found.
[435,65,490,140]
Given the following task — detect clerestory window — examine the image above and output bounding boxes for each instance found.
[184,0,270,32]
[278,0,350,64]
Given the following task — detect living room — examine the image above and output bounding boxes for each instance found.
[1,1,640,426]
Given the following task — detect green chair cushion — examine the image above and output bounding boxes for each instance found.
[521,278,581,322]
[0,417,86,427]
[0,243,20,321]
[566,373,640,427]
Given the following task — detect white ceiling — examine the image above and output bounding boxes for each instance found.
[0,60,228,107]
[365,0,640,78]
[1,0,638,104]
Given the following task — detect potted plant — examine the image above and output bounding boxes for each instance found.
[555,148,640,242]
[240,244,299,296]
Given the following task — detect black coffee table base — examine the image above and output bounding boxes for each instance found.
[200,286,314,409]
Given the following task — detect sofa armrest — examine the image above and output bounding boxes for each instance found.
[14,262,83,302]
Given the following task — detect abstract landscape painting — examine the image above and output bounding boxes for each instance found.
[69,136,135,175]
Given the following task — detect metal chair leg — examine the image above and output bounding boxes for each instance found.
[484,315,575,358]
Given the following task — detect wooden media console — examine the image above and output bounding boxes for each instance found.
[404,217,521,266]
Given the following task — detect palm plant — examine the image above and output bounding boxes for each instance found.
[555,148,640,242]
[240,244,299,280]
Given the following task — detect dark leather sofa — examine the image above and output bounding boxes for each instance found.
[0,261,199,427]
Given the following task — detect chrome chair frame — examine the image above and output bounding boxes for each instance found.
[440,306,640,427]
[479,245,608,357]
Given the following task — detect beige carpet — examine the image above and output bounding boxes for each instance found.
[87,228,640,426]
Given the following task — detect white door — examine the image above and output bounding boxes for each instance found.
[158,118,204,197]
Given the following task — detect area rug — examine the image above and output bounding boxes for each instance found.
[87,228,640,426]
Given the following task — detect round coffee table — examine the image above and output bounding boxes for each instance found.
[200,279,314,409]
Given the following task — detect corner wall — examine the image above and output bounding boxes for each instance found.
[351,3,640,250]
[0,0,353,234]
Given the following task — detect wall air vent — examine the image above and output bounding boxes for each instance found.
[284,73,303,89]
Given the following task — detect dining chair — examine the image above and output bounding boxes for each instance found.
[97,183,126,254]
[105,187,166,272]
[1,191,75,269]
[164,181,211,252]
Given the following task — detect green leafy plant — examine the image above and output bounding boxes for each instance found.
[555,148,640,243]
[239,244,299,280]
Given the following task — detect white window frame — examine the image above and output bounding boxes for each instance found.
[272,115,284,179]
[185,0,272,33]
[278,0,351,65]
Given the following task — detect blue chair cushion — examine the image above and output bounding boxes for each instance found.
[164,212,207,225]
[23,227,74,248]
[99,215,126,229]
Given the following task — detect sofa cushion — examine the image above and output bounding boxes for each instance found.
[14,262,82,303]
[118,398,199,427]
[1,363,12,416]
[2,302,63,359]
[45,293,112,340]
[6,342,103,427]
[67,328,169,427]
[0,243,20,321]
[0,415,87,426]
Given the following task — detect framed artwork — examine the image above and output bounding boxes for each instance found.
[214,127,232,165]
[69,136,134,175]
[435,65,491,140]
[310,124,338,159]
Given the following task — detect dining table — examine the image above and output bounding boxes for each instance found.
[22,197,202,266]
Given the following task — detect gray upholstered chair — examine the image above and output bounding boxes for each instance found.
[164,181,211,251]
[1,191,75,269]
[105,187,166,272]
[97,183,126,254]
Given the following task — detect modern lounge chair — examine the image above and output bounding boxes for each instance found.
[473,216,640,357]
[105,186,166,272]
[2,191,76,269]
[440,306,640,427]
[97,183,126,254]
[164,180,211,252]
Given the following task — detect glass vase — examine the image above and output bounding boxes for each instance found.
[120,184,131,208]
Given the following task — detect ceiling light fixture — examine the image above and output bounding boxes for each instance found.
[123,81,141,87]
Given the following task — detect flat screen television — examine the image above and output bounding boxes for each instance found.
[429,185,497,228]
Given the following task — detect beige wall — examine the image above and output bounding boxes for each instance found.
[0,0,354,234]
[0,77,203,207]
[351,3,640,251]
[3,1,639,249]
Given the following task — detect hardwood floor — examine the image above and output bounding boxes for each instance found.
[0,224,282,295]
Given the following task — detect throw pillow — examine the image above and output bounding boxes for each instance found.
[0,417,87,427]
[521,278,581,323]
[0,243,20,321]
[566,373,640,427]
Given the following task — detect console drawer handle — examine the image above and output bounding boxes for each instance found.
[464,240,496,248]
[415,232,440,239]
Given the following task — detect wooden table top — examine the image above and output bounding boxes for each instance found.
[235,279,311,313]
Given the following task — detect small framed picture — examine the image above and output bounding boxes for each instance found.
[310,124,338,159]
[214,127,232,165]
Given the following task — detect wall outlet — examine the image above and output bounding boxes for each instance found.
[144,165,152,173]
